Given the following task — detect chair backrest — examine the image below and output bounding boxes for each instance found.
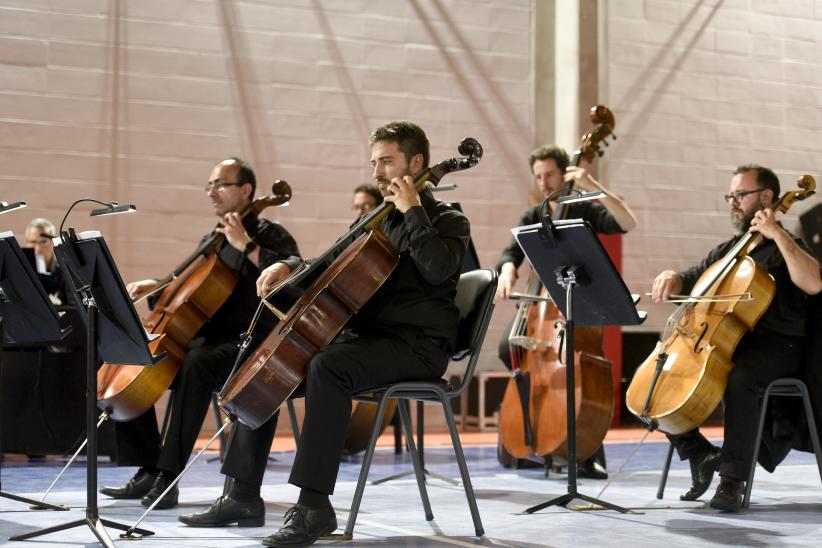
[450,268,498,396]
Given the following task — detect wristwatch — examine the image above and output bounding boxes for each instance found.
[242,240,257,257]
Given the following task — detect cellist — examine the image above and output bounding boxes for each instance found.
[495,144,637,478]
[651,164,822,511]
[179,121,470,548]
[99,157,300,509]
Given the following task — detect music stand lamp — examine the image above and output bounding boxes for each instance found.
[513,217,644,514]
[10,229,161,546]
[0,232,68,511]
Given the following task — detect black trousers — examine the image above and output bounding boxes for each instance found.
[221,329,449,495]
[113,336,240,474]
[667,332,803,480]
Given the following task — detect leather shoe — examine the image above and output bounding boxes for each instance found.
[262,503,337,547]
[709,476,743,512]
[100,468,156,499]
[178,495,265,527]
[140,471,179,509]
[680,445,722,501]
[577,457,608,480]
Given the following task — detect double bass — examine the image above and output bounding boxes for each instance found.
[626,175,816,434]
[219,139,483,430]
[96,181,292,422]
[498,106,617,464]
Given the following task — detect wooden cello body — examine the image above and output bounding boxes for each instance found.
[96,182,292,422]
[626,175,816,434]
[498,105,617,463]
[219,139,483,430]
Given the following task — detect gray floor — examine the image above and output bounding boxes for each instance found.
[1,440,821,547]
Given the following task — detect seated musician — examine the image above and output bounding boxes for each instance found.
[495,145,637,478]
[351,182,383,219]
[651,164,822,511]
[99,157,300,509]
[178,121,470,548]
[23,218,64,302]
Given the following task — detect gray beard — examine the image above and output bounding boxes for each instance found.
[731,209,757,236]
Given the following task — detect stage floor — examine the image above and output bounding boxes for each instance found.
[2,432,821,547]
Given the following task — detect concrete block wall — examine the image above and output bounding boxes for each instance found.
[0,0,535,387]
[604,0,822,333]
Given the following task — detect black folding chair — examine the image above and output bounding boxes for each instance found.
[343,268,498,539]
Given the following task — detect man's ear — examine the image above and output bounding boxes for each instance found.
[410,153,424,175]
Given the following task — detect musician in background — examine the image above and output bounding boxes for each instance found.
[179,121,469,548]
[99,157,299,510]
[651,164,822,511]
[352,182,383,218]
[495,145,637,478]
[23,218,63,301]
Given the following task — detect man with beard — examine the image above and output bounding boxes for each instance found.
[651,164,822,511]
[178,121,470,548]
[99,158,300,510]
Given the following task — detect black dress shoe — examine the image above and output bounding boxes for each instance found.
[709,476,743,512]
[680,446,722,501]
[100,468,157,499]
[577,457,608,480]
[178,495,265,527]
[262,503,337,547]
[140,471,179,509]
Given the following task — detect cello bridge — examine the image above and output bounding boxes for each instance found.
[507,335,552,352]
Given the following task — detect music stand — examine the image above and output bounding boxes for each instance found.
[9,229,160,546]
[0,232,68,511]
[513,217,644,514]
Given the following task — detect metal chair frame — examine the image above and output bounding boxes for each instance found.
[343,268,498,539]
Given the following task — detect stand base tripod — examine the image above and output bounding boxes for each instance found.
[524,489,630,514]
[9,515,152,547]
[0,491,67,511]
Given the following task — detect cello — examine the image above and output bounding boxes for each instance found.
[96,181,292,422]
[626,175,816,434]
[218,139,482,430]
[498,105,617,464]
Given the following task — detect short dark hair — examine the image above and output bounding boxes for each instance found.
[226,157,257,199]
[735,164,780,200]
[353,183,383,206]
[368,120,430,169]
[528,145,570,173]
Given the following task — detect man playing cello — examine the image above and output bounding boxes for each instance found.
[178,121,470,548]
[99,157,300,509]
[651,164,822,511]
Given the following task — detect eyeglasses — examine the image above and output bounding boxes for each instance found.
[723,188,765,203]
[351,203,375,213]
[205,181,244,193]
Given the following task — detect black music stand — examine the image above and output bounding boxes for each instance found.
[9,229,160,546]
[513,217,644,514]
[0,232,68,512]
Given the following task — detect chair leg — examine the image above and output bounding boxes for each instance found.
[344,397,393,539]
[286,399,301,448]
[797,383,822,485]
[744,385,773,508]
[396,399,433,521]
[159,390,173,443]
[212,393,227,461]
[440,398,484,537]
[657,442,674,500]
